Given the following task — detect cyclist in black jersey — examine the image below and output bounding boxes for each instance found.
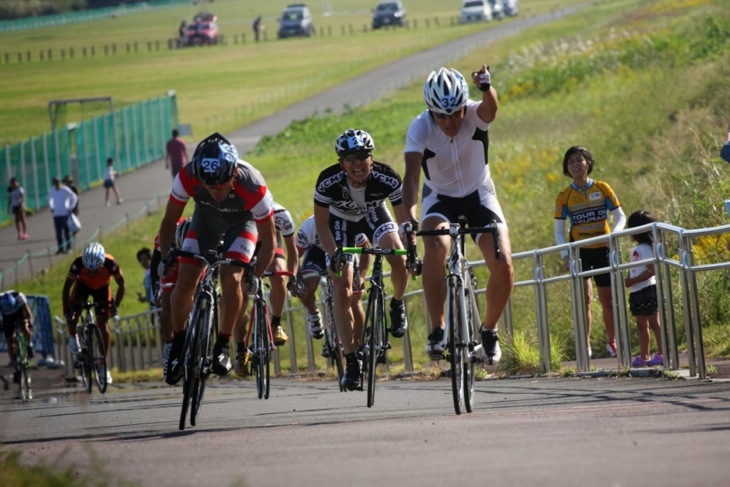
[314,128,412,391]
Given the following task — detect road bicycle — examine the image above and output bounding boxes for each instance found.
[340,245,408,408]
[417,218,499,415]
[75,301,109,394]
[11,318,33,401]
[245,268,292,400]
[175,249,245,430]
[318,272,345,391]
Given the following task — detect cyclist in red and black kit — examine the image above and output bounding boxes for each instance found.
[232,202,298,376]
[314,128,412,391]
[62,241,125,384]
[158,133,276,385]
[150,217,191,380]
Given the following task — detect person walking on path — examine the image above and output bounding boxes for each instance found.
[63,175,80,215]
[165,129,189,178]
[48,176,78,254]
[8,177,28,240]
[103,157,123,207]
[554,146,626,359]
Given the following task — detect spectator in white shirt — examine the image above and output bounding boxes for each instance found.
[48,176,78,255]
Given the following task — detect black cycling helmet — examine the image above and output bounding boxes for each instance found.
[334,129,375,156]
[192,132,239,185]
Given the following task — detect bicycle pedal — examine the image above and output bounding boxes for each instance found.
[429,352,444,361]
[376,354,387,364]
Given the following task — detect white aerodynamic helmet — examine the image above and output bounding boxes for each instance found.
[423,67,469,115]
[82,242,105,270]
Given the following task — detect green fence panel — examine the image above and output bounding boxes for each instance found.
[0,0,191,33]
[1,93,177,226]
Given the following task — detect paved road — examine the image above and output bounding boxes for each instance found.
[1,372,729,486]
[0,4,584,290]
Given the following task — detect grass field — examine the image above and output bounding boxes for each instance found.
[0,0,583,146]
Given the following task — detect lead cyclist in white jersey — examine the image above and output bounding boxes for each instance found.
[402,65,514,364]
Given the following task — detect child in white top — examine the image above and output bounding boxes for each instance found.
[624,210,663,367]
[103,157,123,206]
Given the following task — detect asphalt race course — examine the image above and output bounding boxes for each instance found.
[4,4,730,485]
[1,374,729,486]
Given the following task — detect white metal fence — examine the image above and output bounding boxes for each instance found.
[52,222,730,379]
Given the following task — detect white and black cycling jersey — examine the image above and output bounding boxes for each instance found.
[295,216,320,250]
[405,99,492,199]
[314,160,403,222]
[273,202,296,249]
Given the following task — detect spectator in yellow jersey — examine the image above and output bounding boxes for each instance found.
[554,146,626,359]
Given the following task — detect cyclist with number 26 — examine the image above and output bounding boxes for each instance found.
[402,65,514,364]
[314,128,412,391]
[62,241,126,384]
[159,132,276,386]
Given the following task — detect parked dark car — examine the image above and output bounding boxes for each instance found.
[372,1,406,29]
[277,3,315,39]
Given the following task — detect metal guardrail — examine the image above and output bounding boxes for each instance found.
[0,192,167,291]
[49,222,730,378]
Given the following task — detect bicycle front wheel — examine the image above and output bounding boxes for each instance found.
[447,277,466,415]
[16,334,32,401]
[179,304,200,430]
[463,269,480,413]
[365,291,380,408]
[324,296,345,391]
[90,325,108,394]
[191,303,212,426]
[78,328,93,394]
[253,300,270,399]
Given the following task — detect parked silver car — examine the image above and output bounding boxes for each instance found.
[460,0,493,23]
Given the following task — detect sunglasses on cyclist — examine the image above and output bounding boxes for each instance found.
[342,152,371,162]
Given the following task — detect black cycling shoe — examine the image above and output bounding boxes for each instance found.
[389,299,407,338]
[340,360,361,391]
[425,327,446,360]
[165,335,185,385]
[212,343,232,376]
[480,327,502,365]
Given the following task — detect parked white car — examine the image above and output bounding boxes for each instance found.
[489,0,504,20]
[460,0,493,23]
[503,0,519,17]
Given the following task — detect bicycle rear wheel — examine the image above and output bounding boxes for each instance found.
[447,278,466,415]
[191,304,212,426]
[179,304,200,430]
[365,291,380,408]
[90,325,108,394]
